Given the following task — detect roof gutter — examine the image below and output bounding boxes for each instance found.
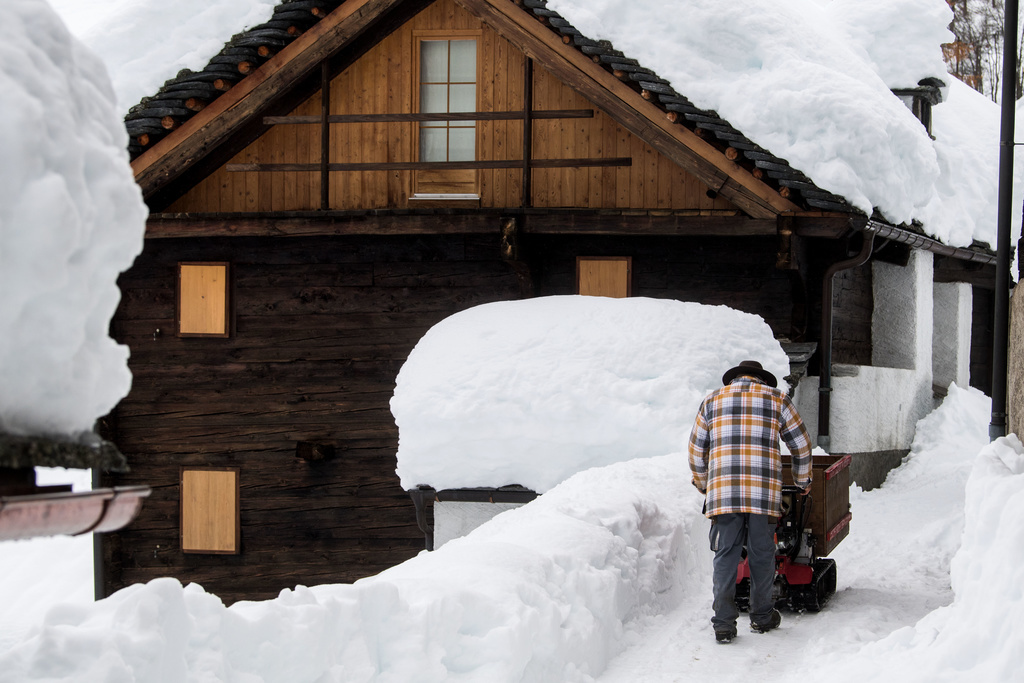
[856,219,997,266]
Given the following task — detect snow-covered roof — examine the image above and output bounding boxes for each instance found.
[49,0,1017,251]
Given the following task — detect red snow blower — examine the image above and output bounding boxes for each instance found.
[735,455,852,612]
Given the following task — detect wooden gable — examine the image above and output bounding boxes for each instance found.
[131,0,820,220]
[167,0,738,214]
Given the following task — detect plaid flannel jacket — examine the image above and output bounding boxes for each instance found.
[688,378,812,518]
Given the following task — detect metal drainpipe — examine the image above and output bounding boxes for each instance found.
[818,230,876,452]
[990,0,1017,440]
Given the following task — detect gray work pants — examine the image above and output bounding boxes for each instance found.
[710,513,776,631]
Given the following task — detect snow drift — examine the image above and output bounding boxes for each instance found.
[0,0,146,438]
[0,454,707,683]
[808,429,1024,682]
[0,384,1013,683]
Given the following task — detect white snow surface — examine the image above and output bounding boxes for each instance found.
[391,296,790,492]
[2,383,1019,682]
[0,0,146,437]
[46,0,279,113]
[547,0,993,248]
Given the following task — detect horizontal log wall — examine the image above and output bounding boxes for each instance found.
[102,233,523,603]
[830,264,873,366]
[526,234,796,336]
[166,0,735,213]
[970,286,994,395]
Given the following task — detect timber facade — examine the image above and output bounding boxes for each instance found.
[103,0,997,602]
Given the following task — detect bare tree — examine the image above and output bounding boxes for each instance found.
[944,0,1024,101]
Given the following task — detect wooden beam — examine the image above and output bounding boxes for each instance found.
[320,61,330,210]
[263,109,594,124]
[225,158,633,172]
[790,213,858,239]
[934,255,997,290]
[143,211,776,238]
[523,58,534,208]
[145,213,503,239]
[523,213,776,236]
[453,0,803,219]
[131,0,408,199]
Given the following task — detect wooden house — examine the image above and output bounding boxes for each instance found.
[102,0,997,603]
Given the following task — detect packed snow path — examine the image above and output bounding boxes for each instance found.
[596,474,959,682]
[597,385,985,682]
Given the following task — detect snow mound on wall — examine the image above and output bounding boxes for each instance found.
[391,296,789,492]
[0,454,708,683]
[0,0,146,437]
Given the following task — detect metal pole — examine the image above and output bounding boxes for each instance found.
[92,467,105,601]
[990,0,1018,440]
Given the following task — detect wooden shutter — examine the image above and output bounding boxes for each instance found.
[181,467,240,554]
[577,256,632,298]
[178,262,230,337]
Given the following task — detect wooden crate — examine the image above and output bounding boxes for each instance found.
[782,454,851,557]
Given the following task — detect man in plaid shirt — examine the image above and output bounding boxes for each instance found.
[688,360,812,644]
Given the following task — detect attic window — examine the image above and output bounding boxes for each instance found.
[413,32,480,197]
[419,38,477,162]
[177,262,230,337]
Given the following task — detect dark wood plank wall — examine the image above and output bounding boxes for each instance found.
[166,0,737,214]
[970,287,994,395]
[830,265,873,366]
[102,233,523,603]
[526,234,797,337]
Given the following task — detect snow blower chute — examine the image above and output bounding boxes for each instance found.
[735,454,852,612]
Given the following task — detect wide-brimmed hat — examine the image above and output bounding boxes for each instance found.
[722,360,778,388]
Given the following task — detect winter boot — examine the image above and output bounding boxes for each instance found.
[715,627,737,644]
[750,609,782,634]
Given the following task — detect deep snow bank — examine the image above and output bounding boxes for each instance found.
[392,296,788,492]
[0,454,708,683]
[0,0,146,437]
[810,399,1023,681]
